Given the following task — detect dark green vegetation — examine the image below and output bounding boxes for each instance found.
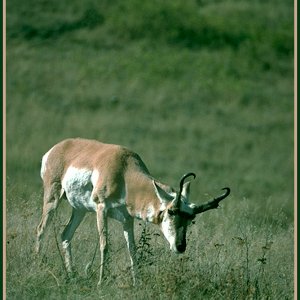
[6,0,294,299]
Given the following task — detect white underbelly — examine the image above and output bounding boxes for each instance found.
[62,166,97,211]
[61,166,126,211]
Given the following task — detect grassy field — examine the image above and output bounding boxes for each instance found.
[6,0,294,299]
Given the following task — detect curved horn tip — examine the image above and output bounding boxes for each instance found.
[222,187,231,194]
[181,172,196,182]
[175,172,197,208]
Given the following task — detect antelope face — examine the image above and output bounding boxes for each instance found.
[160,207,195,253]
[153,173,197,254]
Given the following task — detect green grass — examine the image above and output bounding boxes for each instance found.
[6,0,294,299]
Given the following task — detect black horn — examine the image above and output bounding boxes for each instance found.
[193,187,231,214]
[173,172,196,208]
[216,187,230,202]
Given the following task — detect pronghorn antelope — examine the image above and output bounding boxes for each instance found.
[36,138,230,286]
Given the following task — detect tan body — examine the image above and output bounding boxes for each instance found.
[40,138,166,219]
[36,138,230,286]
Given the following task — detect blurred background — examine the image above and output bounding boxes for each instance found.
[6,0,294,298]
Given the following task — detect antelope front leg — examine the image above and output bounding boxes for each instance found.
[96,202,108,286]
[123,218,138,285]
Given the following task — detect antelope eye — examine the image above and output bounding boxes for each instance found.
[168,209,177,216]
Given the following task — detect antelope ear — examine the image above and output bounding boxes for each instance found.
[182,182,191,199]
[153,180,174,205]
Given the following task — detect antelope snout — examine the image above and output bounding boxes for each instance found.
[170,240,186,254]
[176,240,186,253]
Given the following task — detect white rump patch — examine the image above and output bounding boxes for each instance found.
[40,147,54,179]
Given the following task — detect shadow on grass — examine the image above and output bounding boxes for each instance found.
[9,8,104,40]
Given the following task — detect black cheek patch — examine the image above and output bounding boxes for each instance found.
[168,208,179,216]
[168,209,195,220]
[179,211,195,220]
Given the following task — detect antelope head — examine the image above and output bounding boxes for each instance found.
[154,173,230,254]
